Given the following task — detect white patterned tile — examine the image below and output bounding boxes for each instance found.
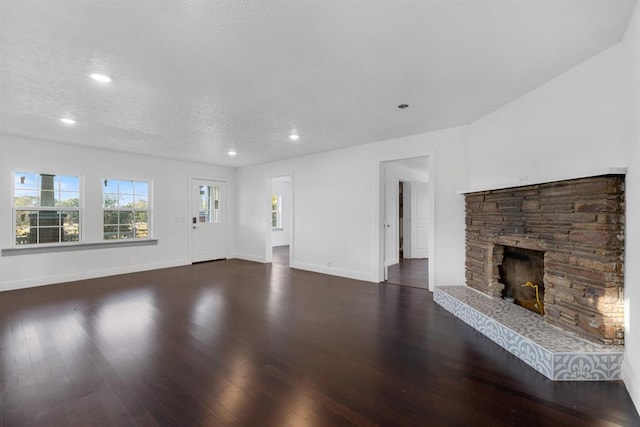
[434,286,623,381]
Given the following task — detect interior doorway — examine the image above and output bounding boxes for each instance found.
[268,175,292,266]
[381,157,431,289]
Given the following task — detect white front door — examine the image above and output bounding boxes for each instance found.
[192,179,227,263]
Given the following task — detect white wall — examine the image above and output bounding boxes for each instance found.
[0,135,235,291]
[271,178,291,247]
[468,43,632,189]
[467,20,639,413]
[235,126,469,288]
[622,2,640,413]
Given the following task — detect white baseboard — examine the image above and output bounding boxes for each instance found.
[290,261,377,283]
[0,259,190,292]
[623,357,640,415]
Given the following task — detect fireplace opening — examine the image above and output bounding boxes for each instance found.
[498,246,545,315]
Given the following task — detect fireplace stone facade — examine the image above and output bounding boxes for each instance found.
[464,175,625,345]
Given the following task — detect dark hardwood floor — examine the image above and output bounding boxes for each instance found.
[386,258,428,288]
[1,257,638,426]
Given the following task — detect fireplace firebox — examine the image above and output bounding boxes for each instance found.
[495,245,545,314]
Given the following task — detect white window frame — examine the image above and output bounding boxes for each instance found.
[102,178,152,240]
[272,193,282,230]
[12,171,83,246]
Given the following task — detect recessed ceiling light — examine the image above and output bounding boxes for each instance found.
[228,150,237,156]
[90,73,112,83]
[289,134,300,141]
[60,117,76,125]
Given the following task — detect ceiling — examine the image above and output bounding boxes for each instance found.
[0,1,636,167]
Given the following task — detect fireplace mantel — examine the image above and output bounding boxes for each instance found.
[457,167,627,195]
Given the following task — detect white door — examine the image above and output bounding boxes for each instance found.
[411,181,429,258]
[383,166,398,269]
[402,181,412,259]
[192,179,227,263]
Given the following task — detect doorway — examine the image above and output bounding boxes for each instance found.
[269,175,292,266]
[381,157,431,289]
[191,178,227,263]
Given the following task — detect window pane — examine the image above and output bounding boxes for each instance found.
[119,211,134,225]
[104,225,118,240]
[38,175,56,207]
[134,211,148,223]
[56,175,79,192]
[37,210,60,227]
[15,210,36,245]
[104,179,118,193]
[199,185,211,223]
[134,195,148,209]
[38,227,61,244]
[62,211,80,242]
[15,172,38,190]
[135,226,148,239]
[40,190,55,207]
[57,191,79,207]
[134,181,148,195]
[118,225,133,239]
[119,194,134,208]
[104,210,118,225]
[15,189,38,207]
[104,193,118,208]
[119,181,134,195]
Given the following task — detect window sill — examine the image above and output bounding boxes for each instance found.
[2,239,158,256]
[272,228,284,232]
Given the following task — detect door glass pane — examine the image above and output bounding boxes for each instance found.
[212,186,221,223]
[199,185,211,223]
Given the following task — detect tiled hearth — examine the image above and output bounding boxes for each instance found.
[434,286,623,381]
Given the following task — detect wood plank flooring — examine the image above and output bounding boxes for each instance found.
[1,256,638,426]
[386,258,428,289]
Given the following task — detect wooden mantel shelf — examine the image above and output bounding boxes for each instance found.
[457,167,627,195]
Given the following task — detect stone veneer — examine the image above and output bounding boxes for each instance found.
[465,175,625,345]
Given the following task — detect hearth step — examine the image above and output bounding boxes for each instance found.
[434,286,623,381]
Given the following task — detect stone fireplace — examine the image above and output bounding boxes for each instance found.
[464,175,625,346]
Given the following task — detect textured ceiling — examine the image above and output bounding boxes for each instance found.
[0,0,636,167]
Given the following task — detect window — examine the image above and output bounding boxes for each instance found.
[103,179,150,240]
[199,185,220,223]
[272,194,281,229]
[14,172,80,245]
